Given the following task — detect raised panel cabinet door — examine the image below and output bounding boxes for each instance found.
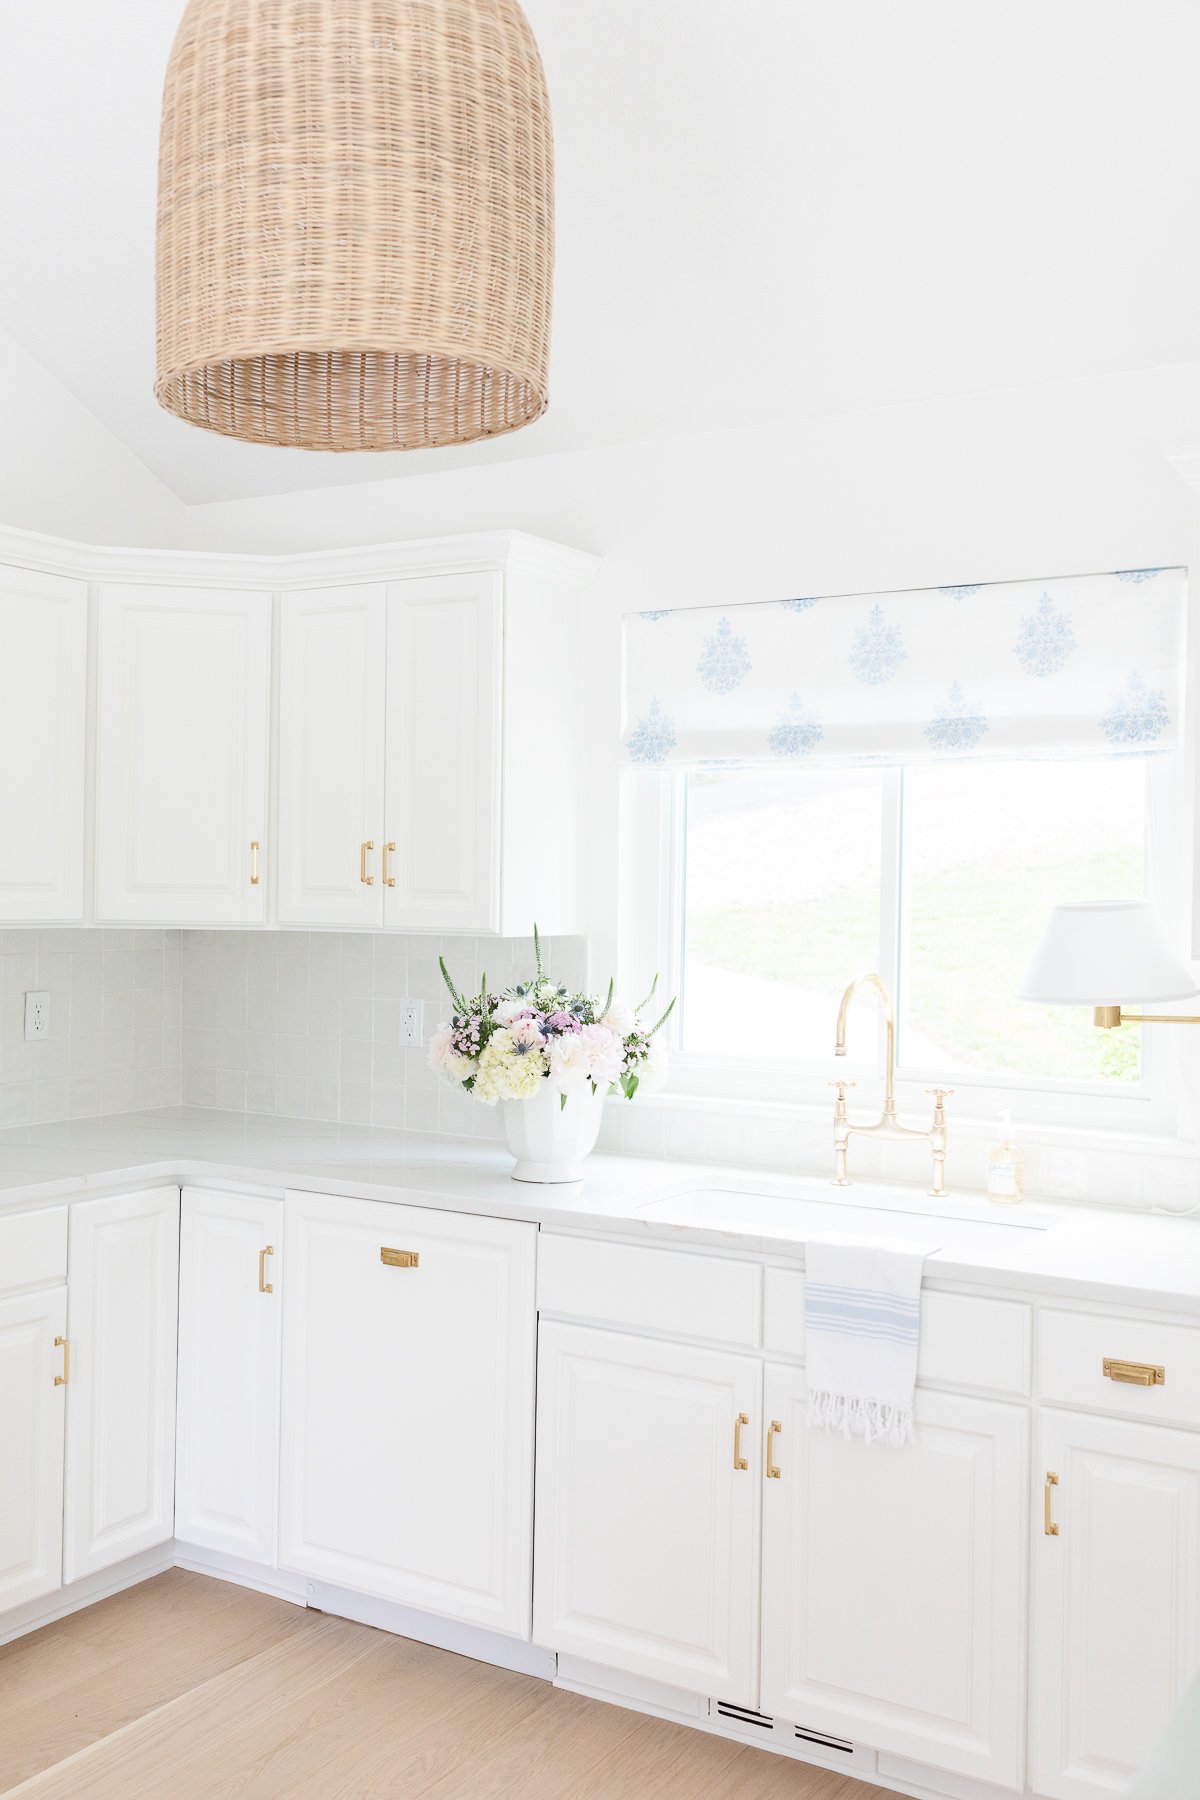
[279,1191,536,1636]
[95,585,270,923]
[760,1366,1027,1790]
[1031,1408,1200,1800]
[63,1187,179,1583]
[175,1189,283,1565]
[533,1322,762,1706]
[0,1288,67,1613]
[383,573,502,933]
[0,568,87,922]
[277,584,386,926]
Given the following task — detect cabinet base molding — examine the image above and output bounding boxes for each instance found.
[174,1542,308,1607]
[554,1655,1023,1800]
[300,1577,557,1681]
[0,1544,174,1649]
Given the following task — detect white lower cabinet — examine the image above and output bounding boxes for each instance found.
[175,1188,283,1565]
[279,1191,536,1637]
[0,1288,67,1612]
[63,1187,180,1583]
[533,1322,762,1705]
[760,1364,1028,1789]
[1031,1408,1200,1800]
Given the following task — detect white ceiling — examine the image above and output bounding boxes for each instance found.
[1,1,1198,507]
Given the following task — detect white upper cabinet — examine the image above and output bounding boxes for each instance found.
[277,584,387,927]
[95,585,270,924]
[0,566,87,922]
[384,573,502,932]
[63,1186,180,1584]
[760,1366,1027,1791]
[1031,1407,1200,1800]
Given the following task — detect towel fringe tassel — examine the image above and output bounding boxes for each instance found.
[808,1388,914,1448]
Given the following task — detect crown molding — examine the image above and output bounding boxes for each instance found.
[0,523,601,592]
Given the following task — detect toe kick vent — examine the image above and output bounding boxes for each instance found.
[715,1702,775,1732]
[794,1724,855,1756]
[711,1701,868,1772]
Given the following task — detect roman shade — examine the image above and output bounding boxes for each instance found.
[621,568,1185,768]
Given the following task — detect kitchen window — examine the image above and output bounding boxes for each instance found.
[622,751,1181,1131]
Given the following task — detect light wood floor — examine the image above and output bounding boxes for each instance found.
[0,1571,890,1799]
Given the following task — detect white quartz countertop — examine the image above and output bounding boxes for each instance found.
[0,1106,1198,1312]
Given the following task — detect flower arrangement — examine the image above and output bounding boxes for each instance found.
[430,928,675,1107]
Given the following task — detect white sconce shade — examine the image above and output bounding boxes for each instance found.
[1017,902,1200,1006]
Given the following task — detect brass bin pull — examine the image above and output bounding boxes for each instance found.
[360,841,375,885]
[250,840,260,886]
[383,841,396,888]
[381,1247,420,1269]
[733,1412,749,1471]
[766,1419,782,1480]
[1103,1357,1165,1387]
[1044,1470,1060,1537]
[54,1335,69,1387]
[258,1245,274,1294]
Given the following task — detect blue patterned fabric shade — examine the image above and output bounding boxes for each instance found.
[621,571,1185,768]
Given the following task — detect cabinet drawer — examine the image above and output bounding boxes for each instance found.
[538,1234,761,1348]
[1039,1309,1200,1428]
[763,1267,1031,1397]
[0,1206,67,1296]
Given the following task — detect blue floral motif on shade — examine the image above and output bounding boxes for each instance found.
[768,695,824,758]
[848,604,907,684]
[924,681,989,752]
[1114,569,1167,585]
[779,597,818,614]
[1015,593,1076,677]
[697,616,752,694]
[625,698,677,764]
[937,584,983,599]
[638,609,673,620]
[1100,671,1170,745]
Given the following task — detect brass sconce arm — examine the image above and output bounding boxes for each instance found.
[1093,1005,1200,1029]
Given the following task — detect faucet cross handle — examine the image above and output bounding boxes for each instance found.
[925,1086,955,1119]
[828,1079,858,1091]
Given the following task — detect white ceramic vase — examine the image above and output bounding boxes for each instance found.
[499,1080,606,1183]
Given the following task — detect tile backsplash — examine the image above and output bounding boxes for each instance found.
[0,928,181,1125]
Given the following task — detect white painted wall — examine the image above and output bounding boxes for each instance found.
[0,327,183,546]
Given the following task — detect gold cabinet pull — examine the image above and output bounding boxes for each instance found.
[1044,1470,1060,1536]
[381,1247,419,1269]
[250,839,260,885]
[258,1245,274,1294]
[360,841,375,885]
[382,840,396,888]
[733,1412,749,1471]
[766,1419,782,1480]
[1103,1357,1165,1387]
[54,1335,69,1387]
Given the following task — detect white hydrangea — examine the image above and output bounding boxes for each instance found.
[473,1030,548,1103]
[638,1031,669,1094]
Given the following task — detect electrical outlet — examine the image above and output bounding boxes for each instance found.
[24,991,49,1042]
[399,999,424,1047]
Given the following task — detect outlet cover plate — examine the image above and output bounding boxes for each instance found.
[24,991,49,1041]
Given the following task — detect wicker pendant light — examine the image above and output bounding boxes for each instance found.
[155,0,553,452]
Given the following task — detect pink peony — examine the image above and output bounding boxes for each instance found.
[580,1023,624,1088]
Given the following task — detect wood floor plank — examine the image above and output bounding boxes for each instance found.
[0,1570,317,1792]
[0,1573,906,1800]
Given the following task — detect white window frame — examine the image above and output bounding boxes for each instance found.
[619,750,1189,1139]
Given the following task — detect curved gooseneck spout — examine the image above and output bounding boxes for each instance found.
[835,972,898,1124]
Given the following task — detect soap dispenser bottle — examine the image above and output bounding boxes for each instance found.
[986,1111,1024,1206]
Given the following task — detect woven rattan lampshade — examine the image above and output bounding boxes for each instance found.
[155,0,553,452]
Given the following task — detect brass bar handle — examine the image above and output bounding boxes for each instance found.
[381,1247,420,1269]
[250,840,260,886]
[733,1412,749,1471]
[1103,1357,1165,1387]
[766,1419,782,1480]
[360,841,375,885]
[382,841,396,888]
[1044,1470,1060,1536]
[54,1335,69,1387]
[258,1245,274,1294]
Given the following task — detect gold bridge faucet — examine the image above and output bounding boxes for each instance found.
[831,973,953,1196]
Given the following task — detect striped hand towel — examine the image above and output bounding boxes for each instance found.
[804,1236,938,1448]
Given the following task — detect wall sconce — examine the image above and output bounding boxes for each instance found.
[1017,901,1200,1028]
